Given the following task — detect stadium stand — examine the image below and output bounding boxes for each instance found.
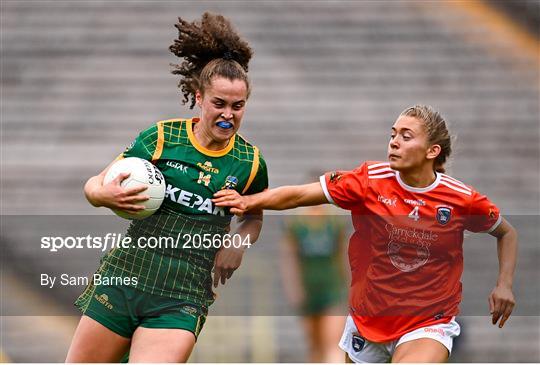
[1,1,538,362]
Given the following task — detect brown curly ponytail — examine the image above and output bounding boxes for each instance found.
[400,105,452,174]
[169,12,253,109]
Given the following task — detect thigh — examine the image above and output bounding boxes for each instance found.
[320,311,346,344]
[391,338,448,363]
[128,327,196,362]
[302,315,324,362]
[65,315,131,362]
[321,315,345,363]
[320,313,347,362]
[302,315,323,346]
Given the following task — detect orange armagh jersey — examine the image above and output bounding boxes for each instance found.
[320,161,501,342]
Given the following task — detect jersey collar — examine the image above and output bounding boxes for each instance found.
[395,171,441,193]
[187,118,235,157]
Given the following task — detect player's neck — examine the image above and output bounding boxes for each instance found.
[193,122,229,151]
[399,167,437,188]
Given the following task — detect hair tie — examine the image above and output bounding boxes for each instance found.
[223,51,233,60]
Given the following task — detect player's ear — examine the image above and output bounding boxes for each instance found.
[195,90,203,107]
[426,144,441,161]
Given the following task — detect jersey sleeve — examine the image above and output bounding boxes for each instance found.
[244,151,269,195]
[464,190,502,233]
[320,163,368,210]
[122,124,159,161]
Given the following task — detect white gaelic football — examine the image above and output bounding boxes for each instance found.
[103,157,166,220]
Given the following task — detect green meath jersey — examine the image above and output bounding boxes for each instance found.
[285,215,346,313]
[77,118,268,310]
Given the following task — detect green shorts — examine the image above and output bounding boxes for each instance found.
[75,283,207,339]
[301,287,347,315]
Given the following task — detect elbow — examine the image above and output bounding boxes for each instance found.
[84,176,101,207]
[505,221,518,242]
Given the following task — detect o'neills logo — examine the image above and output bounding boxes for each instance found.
[424,327,445,336]
[404,198,426,206]
[94,293,113,310]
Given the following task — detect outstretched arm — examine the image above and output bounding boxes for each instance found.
[213,182,329,215]
[488,218,518,328]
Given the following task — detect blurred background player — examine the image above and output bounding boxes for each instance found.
[281,185,348,362]
[214,104,518,363]
[65,13,268,362]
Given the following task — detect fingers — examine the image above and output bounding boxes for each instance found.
[489,292,516,328]
[114,172,131,184]
[125,185,148,195]
[213,190,237,198]
[213,268,221,288]
[498,302,514,328]
[213,190,240,205]
[488,295,495,314]
[123,194,150,203]
[213,267,235,287]
[115,194,148,211]
[119,204,146,213]
[230,208,245,216]
[212,196,238,206]
[491,298,502,325]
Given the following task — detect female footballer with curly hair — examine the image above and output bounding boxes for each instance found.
[66,13,268,362]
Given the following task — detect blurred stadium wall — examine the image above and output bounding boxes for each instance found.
[1,1,539,362]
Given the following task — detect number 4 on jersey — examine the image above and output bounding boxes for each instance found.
[408,206,420,221]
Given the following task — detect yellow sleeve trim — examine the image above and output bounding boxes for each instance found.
[115,153,125,161]
[242,146,260,194]
[152,121,165,161]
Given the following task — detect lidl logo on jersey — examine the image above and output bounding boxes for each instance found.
[94,293,113,310]
[436,207,452,225]
[165,184,225,216]
[197,161,219,174]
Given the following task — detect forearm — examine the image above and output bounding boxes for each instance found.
[247,183,326,211]
[234,213,263,247]
[496,229,518,288]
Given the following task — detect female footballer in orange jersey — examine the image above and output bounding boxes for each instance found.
[214,105,518,363]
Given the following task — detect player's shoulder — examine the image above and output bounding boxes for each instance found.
[154,117,192,144]
[233,132,264,163]
[156,117,188,130]
[438,173,475,198]
[365,161,396,180]
[235,132,258,151]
